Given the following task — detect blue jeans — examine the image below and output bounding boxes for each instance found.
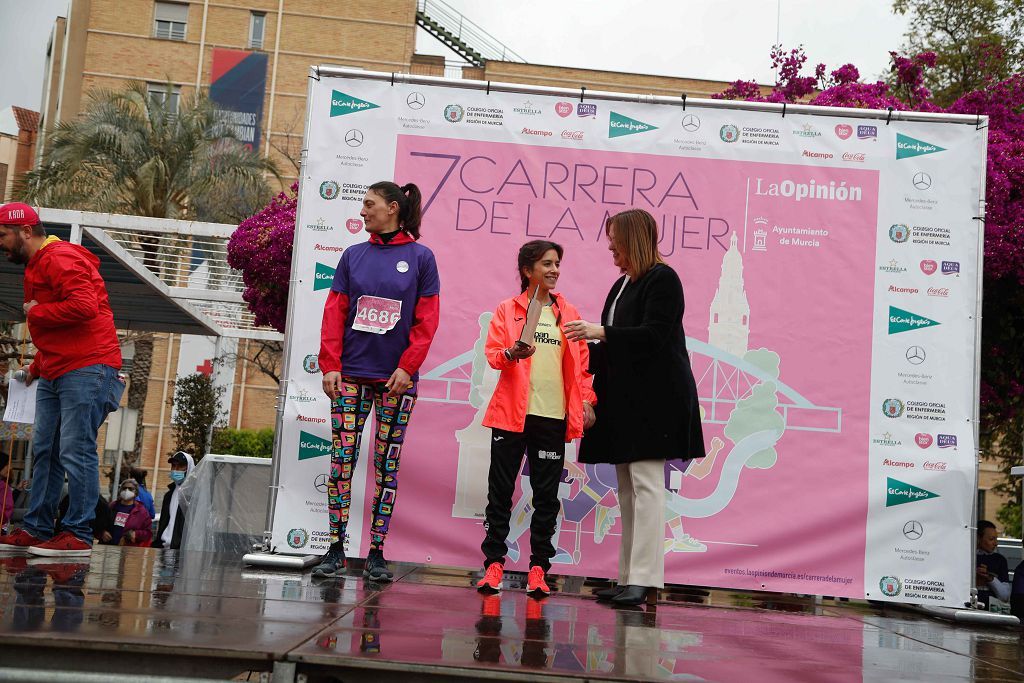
[22,364,125,543]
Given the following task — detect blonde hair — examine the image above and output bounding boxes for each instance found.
[606,209,664,277]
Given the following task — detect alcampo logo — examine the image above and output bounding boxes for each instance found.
[609,111,657,138]
[896,133,946,160]
[298,430,332,461]
[886,477,939,507]
[330,90,379,117]
[314,262,336,291]
[888,306,939,334]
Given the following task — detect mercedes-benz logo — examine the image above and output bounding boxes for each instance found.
[912,172,932,190]
[903,520,923,540]
[681,114,701,132]
[905,345,926,365]
[314,473,329,493]
[345,129,364,147]
[406,92,425,110]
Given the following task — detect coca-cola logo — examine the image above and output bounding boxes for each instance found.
[835,124,853,139]
[927,287,950,298]
[920,259,937,275]
[915,433,933,448]
[554,102,573,117]
[345,219,363,234]
[923,461,947,471]
[561,130,584,140]
[842,152,866,162]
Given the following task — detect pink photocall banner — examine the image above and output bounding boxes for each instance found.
[364,134,881,598]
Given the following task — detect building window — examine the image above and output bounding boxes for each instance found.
[249,12,266,49]
[147,83,182,113]
[977,489,987,522]
[0,163,7,202]
[154,1,188,41]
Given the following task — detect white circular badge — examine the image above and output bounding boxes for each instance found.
[396,260,409,273]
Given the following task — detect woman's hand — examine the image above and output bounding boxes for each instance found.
[385,368,413,395]
[583,401,596,429]
[101,531,113,543]
[564,319,605,342]
[506,343,535,361]
[322,371,343,400]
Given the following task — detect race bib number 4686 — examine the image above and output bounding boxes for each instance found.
[353,295,402,334]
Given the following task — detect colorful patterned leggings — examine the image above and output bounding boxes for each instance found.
[328,377,417,550]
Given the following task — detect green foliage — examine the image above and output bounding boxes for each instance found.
[725,350,784,470]
[171,373,224,459]
[893,0,1024,105]
[210,428,275,459]
[20,80,278,219]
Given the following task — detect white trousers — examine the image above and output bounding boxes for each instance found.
[615,459,665,588]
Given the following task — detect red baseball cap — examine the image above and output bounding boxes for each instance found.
[0,202,40,226]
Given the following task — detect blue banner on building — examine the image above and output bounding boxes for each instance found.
[210,49,269,151]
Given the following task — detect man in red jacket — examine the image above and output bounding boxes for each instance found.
[0,203,124,557]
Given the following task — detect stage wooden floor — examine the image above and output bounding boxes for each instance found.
[0,546,1021,681]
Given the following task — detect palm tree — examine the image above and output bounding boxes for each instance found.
[21,81,280,463]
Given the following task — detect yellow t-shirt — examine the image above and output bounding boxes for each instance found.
[527,305,565,419]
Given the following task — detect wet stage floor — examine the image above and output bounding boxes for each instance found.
[0,547,1021,681]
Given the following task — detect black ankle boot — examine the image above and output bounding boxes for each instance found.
[594,584,624,601]
[610,585,656,606]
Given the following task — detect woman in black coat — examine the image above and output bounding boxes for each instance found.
[565,208,705,606]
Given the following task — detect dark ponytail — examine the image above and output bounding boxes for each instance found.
[368,180,423,239]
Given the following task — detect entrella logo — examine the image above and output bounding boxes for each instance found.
[882,398,905,418]
[896,133,946,160]
[889,306,940,334]
[920,259,937,275]
[513,101,542,116]
[555,102,573,117]
[306,217,332,232]
[609,112,657,138]
[794,123,822,138]
[834,124,853,140]
[329,90,379,117]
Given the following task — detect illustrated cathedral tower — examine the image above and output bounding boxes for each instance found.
[708,232,750,357]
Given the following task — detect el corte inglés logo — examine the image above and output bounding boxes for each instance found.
[886,477,939,507]
[888,306,939,334]
[330,90,379,117]
[896,133,946,160]
[609,111,657,138]
[314,262,337,291]
[298,430,332,461]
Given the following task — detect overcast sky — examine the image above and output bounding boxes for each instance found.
[0,0,911,112]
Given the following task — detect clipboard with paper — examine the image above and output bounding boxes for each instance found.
[515,285,544,350]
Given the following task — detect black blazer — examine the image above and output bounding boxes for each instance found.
[579,263,705,465]
[152,483,185,549]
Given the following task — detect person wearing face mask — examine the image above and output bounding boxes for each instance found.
[315,181,441,581]
[476,240,596,597]
[152,451,194,549]
[107,479,152,547]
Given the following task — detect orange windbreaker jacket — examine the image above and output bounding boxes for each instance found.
[482,290,597,441]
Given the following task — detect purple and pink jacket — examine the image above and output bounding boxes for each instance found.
[319,231,440,380]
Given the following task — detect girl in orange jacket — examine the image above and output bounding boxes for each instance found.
[476,240,596,597]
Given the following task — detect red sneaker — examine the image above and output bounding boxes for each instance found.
[526,596,544,620]
[476,561,504,593]
[480,593,501,618]
[527,566,550,597]
[27,531,92,557]
[0,528,45,553]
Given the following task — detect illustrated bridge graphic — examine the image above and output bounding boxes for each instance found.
[418,338,842,434]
